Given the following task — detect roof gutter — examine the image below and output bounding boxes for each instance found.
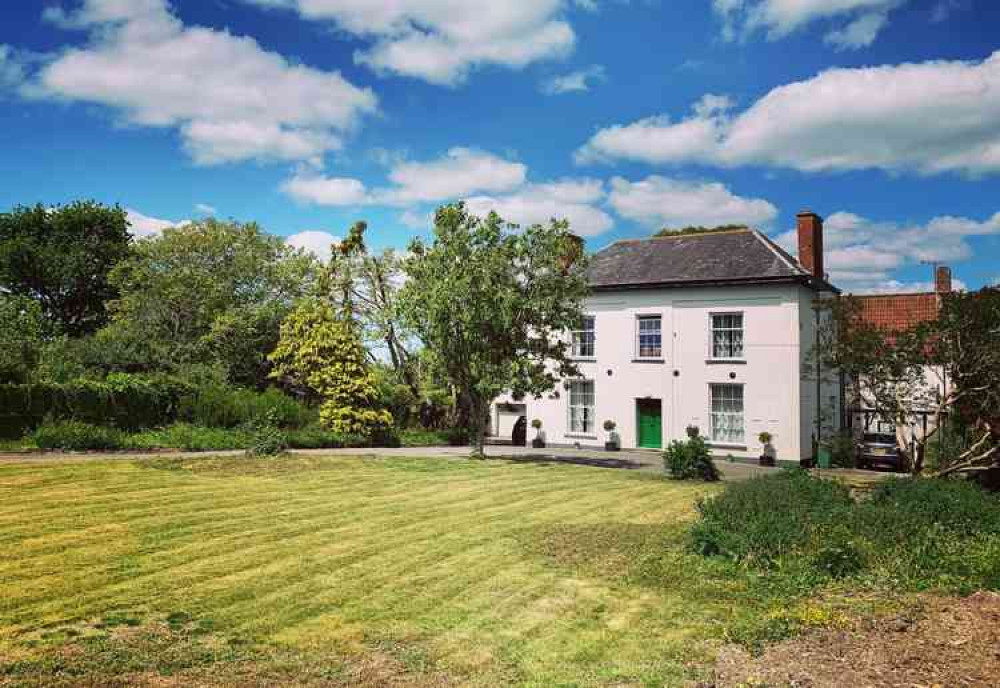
[590,274,840,294]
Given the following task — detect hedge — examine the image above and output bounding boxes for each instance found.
[0,374,193,438]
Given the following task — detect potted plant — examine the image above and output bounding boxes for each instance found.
[758,431,776,467]
[603,420,620,451]
[531,419,546,449]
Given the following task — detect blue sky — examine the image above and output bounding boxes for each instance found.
[1,0,998,292]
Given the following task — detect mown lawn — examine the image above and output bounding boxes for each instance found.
[0,455,880,687]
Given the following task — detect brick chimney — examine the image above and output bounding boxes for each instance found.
[796,211,824,280]
[936,265,952,294]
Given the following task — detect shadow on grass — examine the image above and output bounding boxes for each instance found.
[488,453,643,470]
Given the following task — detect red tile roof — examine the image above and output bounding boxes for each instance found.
[854,292,941,333]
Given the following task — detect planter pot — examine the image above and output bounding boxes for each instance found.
[532,438,546,449]
[605,441,620,452]
[759,455,776,467]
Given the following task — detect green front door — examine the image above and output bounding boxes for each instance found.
[637,400,662,449]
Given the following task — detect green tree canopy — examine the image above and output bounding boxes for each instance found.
[399,203,589,456]
[0,295,44,384]
[106,218,318,385]
[0,201,130,336]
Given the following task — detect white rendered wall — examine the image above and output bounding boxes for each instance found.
[496,283,828,462]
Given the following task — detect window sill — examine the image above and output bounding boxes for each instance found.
[565,433,598,440]
[632,358,665,364]
[706,358,747,364]
[571,357,597,363]
[707,441,748,450]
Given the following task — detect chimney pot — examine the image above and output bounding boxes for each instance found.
[936,266,952,294]
[796,211,824,280]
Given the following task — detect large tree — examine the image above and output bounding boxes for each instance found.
[0,295,44,384]
[815,289,1000,475]
[0,202,130,336]
[320,222,417,397]
[106,218,317,385]
[933,287,1000,476]
[399,203,589,456]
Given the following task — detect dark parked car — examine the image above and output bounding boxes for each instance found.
[858,432,906,471]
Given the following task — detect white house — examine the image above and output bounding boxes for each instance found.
[492,212,842,464]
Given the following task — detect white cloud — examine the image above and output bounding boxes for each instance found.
[541,65,606,94]
[931,0,966,23]
[281,175,369,206]
[286,230,339,262]
[0,45,26,90]
[824,12,888,50]
[383,148,527,204]
[283,148,527,207]
[466,178,613,237]
[713,0,905,48]
[607,176,777,230]
[773,210,1000,290]
[281,148,612,235]
[576,52,1000,176]
[853,278,968,295]
[240,0,576,86]
[399,209,433,230]
[195,203,216,215]
[28,0,376,166]
[126,208,186,238]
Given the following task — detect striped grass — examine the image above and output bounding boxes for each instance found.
[0,455,828,686]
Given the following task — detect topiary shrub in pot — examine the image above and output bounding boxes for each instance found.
[758,431,776,467]
[530,418,545,449]
[603,419,620,451]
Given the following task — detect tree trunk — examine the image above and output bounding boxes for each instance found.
[468,397,488,459]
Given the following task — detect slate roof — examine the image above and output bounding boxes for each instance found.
[854,292,941,333]
[587,228,835,292]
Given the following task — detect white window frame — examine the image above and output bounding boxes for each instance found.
[567,379,596,436]
[709,383,745,446]
[571,315,596,359]
[709,311,745,361]
[635,314,663,360]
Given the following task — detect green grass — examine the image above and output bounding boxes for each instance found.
[0,455,898,687]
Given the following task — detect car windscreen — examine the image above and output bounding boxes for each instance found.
[864,433,896,445]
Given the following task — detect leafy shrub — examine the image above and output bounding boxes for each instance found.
[444,426,469,446]
[178,384,312,429]
[399,428,452,447]
[245,412,288,457]
[828,431,857,468]
[0,375,193,438]
[664,434,720,482]
[691,470,1000,591]
[33,420,124,451]
[126,424,250,452]
[285,425,348,449]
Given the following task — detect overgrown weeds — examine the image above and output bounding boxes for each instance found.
[691,469,1000,592]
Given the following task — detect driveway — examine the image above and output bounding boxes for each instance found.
[0,444,781,480]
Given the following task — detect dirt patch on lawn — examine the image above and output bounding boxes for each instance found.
[711,591,1000,688]
[0,615,455,688]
